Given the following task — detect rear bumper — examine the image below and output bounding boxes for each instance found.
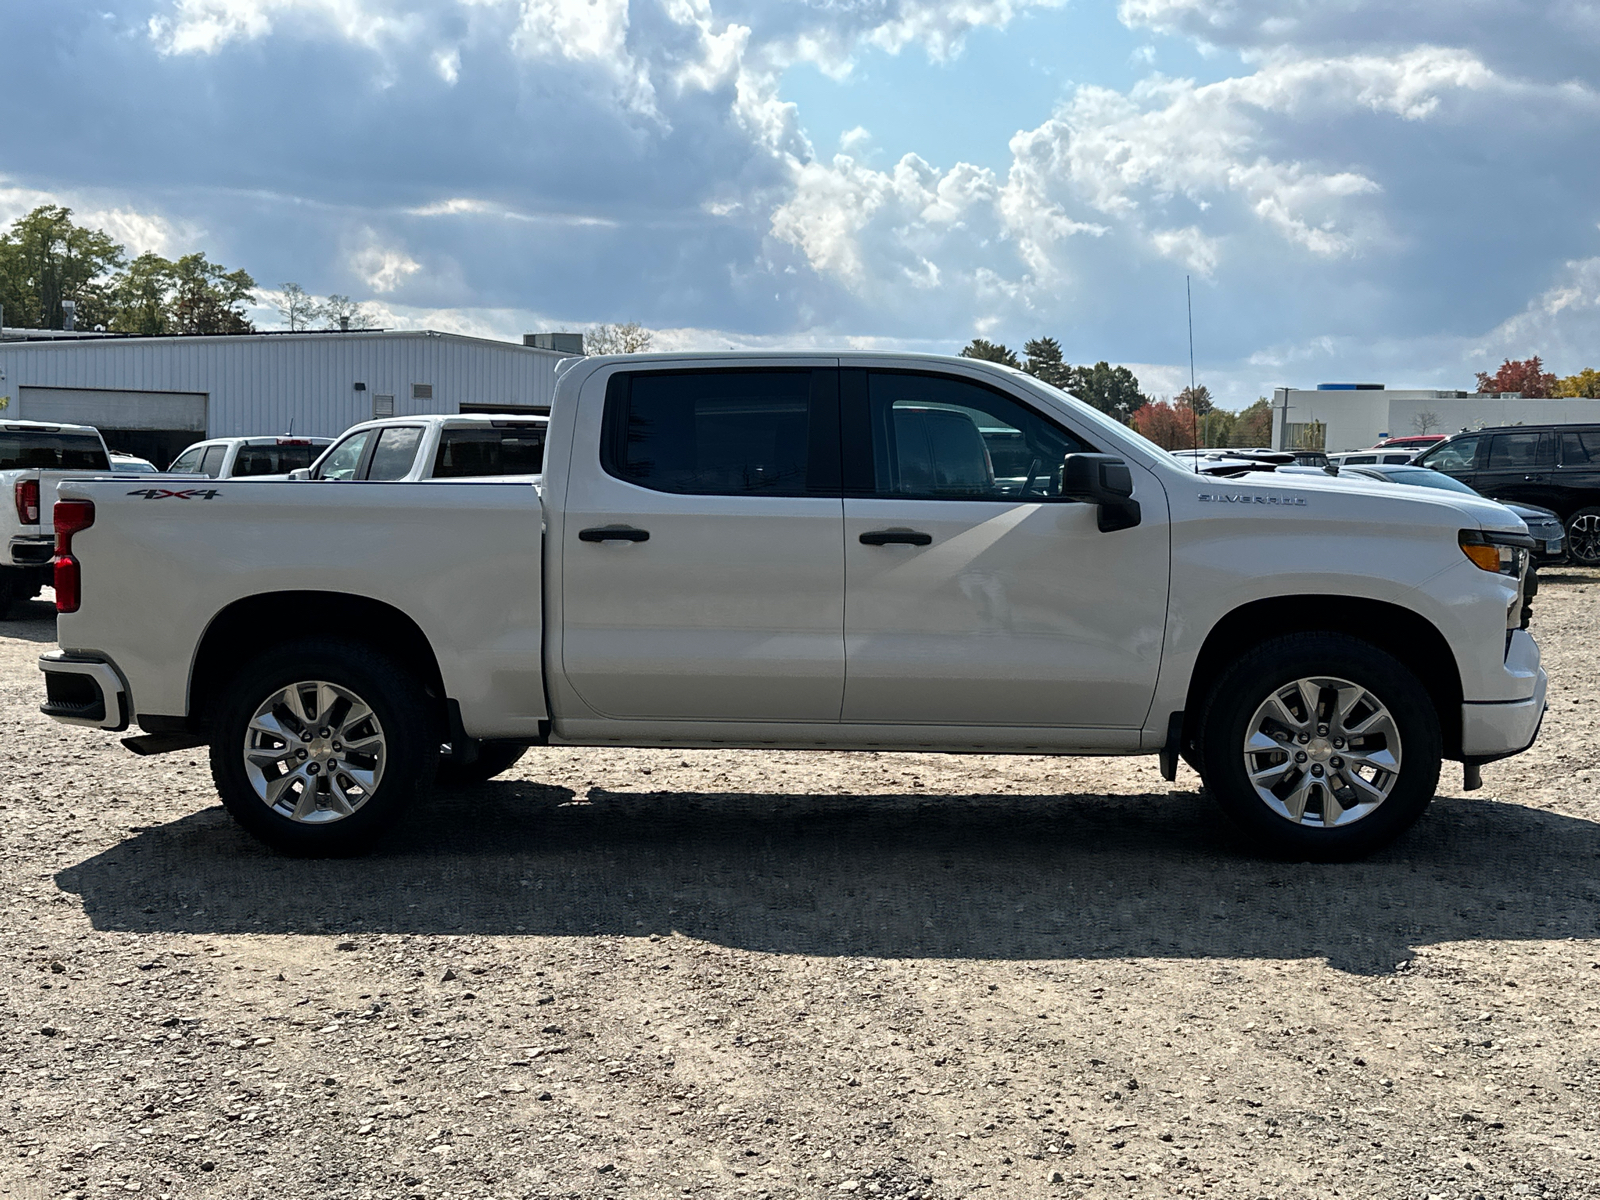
[1461,665,1548,761]
[8,536,53,567]
[38,651,128,731]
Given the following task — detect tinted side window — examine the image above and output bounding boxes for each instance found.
[433,426,546,477]
[850,370,1092,500]
[232,444,323,477]
[1561,430,1600,465]
[1422,436,1478,472]
[199,446,227,478]
[367,427,424,481]
[0,433,110,471]
[601,370,837,496]
[1487,432,1541,469]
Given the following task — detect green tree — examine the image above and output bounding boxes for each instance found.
[168,253,256,335]
[1230,398,1274,447]
[1066,361,1151,422]
[108,253,177,335]
[1021,337,1072,388]
[959,338,1020,369]
[323,294,378,331]
[0,205,125,329]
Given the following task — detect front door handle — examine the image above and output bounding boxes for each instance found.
[579,525,649,543]
[859,528,932,547]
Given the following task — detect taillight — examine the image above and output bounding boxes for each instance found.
[14,479,39,525]
[53,500,95,614]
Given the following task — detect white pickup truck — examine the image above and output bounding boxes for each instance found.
[38,353,1547,860]
[2,419,113,617]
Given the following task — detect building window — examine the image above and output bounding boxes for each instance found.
[1284,421,1326,451]
[412,383,433,400]
[373,394,395,418]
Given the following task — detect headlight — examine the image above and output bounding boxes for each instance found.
[1459,529,1533,577]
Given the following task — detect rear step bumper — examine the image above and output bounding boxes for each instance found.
[9,536,54,567]
[38,652,128,731]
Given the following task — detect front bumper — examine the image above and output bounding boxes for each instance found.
[1461,664,1548,761]
[38,652,129,731]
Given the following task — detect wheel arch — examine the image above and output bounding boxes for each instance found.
[1182,595,1465,761]
[187,591,448,732]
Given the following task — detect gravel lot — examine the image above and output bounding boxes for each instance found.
[3,576,1599,1200]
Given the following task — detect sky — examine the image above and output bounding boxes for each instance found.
[3,0,1600,408]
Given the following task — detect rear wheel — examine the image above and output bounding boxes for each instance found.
[1566,506,1600,566]
[209,639,437,855]
[436,741,528,787]
[1198,633,1441,861]
[0,571,16,620]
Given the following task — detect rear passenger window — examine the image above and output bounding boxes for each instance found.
[850,370,1091,500]
[1487,432,1541,469]
[1561,429,1600,465]
[601,370,836,496]
[366,426,423,481]
[433,426,546,477]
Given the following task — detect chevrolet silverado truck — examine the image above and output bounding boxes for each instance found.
[1,419,112,617]
[38,353,1547,859]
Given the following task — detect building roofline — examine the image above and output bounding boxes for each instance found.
[0,328,576,358]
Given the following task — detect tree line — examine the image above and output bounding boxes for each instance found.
[0,205,384,336]
[959,336,1273,451]
[1475,356,1600,398]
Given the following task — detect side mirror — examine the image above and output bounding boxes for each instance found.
[1061,453,1142,533]
[287,468,312,481]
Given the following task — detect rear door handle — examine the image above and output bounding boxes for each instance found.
[859,529,932,547]
[579,525,649,543]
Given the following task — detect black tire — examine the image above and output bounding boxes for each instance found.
[1565,506,1600,566]
[1197,633,1441,861]
[0,571,16,621]
[436,741,528,787]
[209,638,438,855]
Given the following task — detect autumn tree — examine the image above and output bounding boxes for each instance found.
[0,205,125,329]
[959,338,1020,368]
[1133,400,1198,450]
[1554,367,1600,398]
[1475,356,1556,397]
[585,321,653,354]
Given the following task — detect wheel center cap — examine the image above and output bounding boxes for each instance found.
[1308,738,1334,762]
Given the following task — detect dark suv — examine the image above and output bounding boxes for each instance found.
[1414,424,1600,565]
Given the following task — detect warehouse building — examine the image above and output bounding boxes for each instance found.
[1271,384,1600,453]
[0,328,580,466]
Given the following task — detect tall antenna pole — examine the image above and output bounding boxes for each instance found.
[1187,275,1198,471]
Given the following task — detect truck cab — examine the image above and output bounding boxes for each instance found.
[1,419,111,617]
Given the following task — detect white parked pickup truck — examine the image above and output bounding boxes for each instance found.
[1,419,113,617]
[288,413,548,482]
[38,354,1547,859]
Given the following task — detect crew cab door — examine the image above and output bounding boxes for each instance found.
[558,365,845,722]
[1477,430,1557,510]
[837,366,1169,730]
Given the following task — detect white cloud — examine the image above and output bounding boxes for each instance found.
[149,0,421,54]
[350,238,422,293]
[0,179,190,258]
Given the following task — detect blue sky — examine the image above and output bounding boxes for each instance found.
[3,0,1600,408]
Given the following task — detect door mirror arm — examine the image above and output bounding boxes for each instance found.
[1060,453,1142,533]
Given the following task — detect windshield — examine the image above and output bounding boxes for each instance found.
[0,431,109,471]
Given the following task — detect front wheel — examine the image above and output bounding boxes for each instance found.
[1565,506,1600,566]
[1198,633,1441,861]
[209,639,437,855]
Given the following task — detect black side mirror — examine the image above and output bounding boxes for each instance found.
[1061,453,1142,533]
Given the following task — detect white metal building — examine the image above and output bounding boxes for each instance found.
[0,329,576,466]
[1270,385,1600,453]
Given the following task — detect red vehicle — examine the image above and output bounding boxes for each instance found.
[1373,434,1447,450]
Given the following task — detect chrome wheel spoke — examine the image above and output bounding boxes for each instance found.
[241,679,386,825]
[1243,673,1401,830]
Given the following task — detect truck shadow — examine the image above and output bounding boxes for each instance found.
[0,600,58,642]
[55,784,1600,974]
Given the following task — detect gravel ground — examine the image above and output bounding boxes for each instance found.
[3,576,1599,1200]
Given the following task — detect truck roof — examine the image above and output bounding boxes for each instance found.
[1,418,103,437]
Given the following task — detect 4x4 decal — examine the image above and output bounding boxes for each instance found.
[126,488,223,500]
